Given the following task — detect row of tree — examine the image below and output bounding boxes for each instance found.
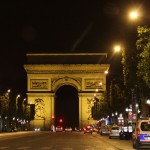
[92,26,150,122]
[0,90,34,131]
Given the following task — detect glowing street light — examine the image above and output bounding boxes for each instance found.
[146,99,150,105]
[114,45,121,53]
[129,11,139,20]
[7,89,11,93]
[16,94,20,111]
[104,70,108,74]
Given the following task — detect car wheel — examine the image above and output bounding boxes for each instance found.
[100,132,102,136]
[133,140,140,149]
[109,136,111,139]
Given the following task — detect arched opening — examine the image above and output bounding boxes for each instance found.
[55,85,79,129]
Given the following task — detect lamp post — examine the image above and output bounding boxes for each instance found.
[14,94,20,129]
[15,94,20,119]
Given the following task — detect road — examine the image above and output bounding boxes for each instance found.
[0,131,148,150]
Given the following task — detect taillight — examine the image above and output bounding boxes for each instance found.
[109,130,112,133]
[136,128,140,137]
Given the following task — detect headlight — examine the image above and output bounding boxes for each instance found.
[35,128,40,131]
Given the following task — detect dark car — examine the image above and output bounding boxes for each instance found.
[83,126,93,134]
[75,127,82,132]
[119,126,132,140]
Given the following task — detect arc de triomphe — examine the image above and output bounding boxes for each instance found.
[24,53,109,130]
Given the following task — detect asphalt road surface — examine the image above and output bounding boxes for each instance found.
[0,131,149,150]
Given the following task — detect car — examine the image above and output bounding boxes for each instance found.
[34,127,40,132]
[83,125,93,134]
[10,127,18,132]
[132,117,150,149]
[65,127,72,132]
[55,126,63,132]
[109,125,120,139]
[119,126,132,140]
[92,127,99,132]
[75,127,82,132]
[100,125,111,135]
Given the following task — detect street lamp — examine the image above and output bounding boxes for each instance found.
[16,94,20,113]
[129,11,139,20]
[114,45,121,53]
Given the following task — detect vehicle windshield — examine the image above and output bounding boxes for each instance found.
[112,127,119,130]
[141,122,150,131]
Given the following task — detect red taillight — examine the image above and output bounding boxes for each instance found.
[137,128,140,137]
[109,130,112,133]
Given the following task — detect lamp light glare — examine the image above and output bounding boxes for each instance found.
[147,99,150,104]
[129,11,138,20]
[114,45,121,52]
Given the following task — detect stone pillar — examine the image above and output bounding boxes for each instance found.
[79,93,96,128]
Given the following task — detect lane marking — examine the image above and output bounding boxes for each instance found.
[16,146,30,149]
[0,147,9,149]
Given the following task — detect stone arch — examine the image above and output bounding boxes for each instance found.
[55,85,79,127]
[24,53,110,130]
[52,76,81,93]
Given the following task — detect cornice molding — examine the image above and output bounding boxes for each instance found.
[24,64,110,74]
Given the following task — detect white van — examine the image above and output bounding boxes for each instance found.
[132,117,150,149]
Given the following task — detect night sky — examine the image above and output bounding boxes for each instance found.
[0,1,149,95]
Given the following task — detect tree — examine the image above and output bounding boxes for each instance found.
[109,78,126,114]
[136,26,150,89]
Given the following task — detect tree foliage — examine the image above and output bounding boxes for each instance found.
[109,78,126,114]
[136,26,150,89]
[122,41,137,90]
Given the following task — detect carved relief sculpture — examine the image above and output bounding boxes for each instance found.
[35,98,45,119]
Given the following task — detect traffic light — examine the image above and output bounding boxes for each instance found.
[59,118,63,123]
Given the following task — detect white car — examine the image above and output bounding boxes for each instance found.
[55,126,63,132]
[132,117,150,149]
[109,126,120,139]
[65,127,72,132]
[100,125,111,135]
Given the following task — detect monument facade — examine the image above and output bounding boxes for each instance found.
[24,53,109,130]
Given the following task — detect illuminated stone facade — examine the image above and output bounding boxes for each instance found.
[24,53,109,130]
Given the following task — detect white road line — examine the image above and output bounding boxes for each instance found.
[40,147,52,149]
[16,147,30,149]
[0,147,9,149]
